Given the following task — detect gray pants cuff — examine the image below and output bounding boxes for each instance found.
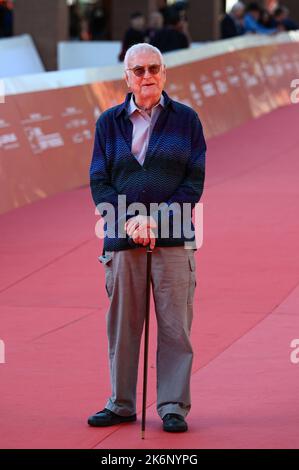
[105,399,136,417]
[157,403,191,419]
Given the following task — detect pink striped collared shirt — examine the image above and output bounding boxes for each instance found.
[127,93,165,166]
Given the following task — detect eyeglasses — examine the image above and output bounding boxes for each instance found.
[126,64,162,77]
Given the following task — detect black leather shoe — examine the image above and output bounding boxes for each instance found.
[88,408,137,427]
[162,413,188,432]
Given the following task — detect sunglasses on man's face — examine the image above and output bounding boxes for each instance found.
[126,64,162,77]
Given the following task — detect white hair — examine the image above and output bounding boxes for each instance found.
[124,43,164,69]
[231,1,245,14]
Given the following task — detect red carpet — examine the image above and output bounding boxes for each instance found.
[0,103,299,448]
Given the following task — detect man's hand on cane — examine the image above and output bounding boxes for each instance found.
[125,215,157,250]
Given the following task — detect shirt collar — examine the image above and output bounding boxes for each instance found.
[116,90,175,118]
[127,93,165,116]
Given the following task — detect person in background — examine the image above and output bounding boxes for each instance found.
[244,2,277,35]
[150,9,189,53]
[176,3,192,45]
[145,11,164,43]
[220,1,245,39]
[163,1,192,44]
[273,6,299,31]
[259,8,276,29]
[88,0,107,41]
[118,12,146,62]
[0,1,6,37]
[0,0,12,38]
[69,0,82,41]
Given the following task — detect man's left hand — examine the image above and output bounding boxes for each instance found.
[125,215,157,249]
[125,215,157,236]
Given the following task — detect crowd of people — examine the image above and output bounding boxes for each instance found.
[221,1,298,39]
[1,1,298,53]
[69,1,191,60]
[118,5,191,61]
[0,0,13,38]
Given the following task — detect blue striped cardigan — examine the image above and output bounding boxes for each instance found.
[90,90,206,253]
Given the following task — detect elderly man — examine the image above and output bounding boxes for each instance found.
[88,43,206,432]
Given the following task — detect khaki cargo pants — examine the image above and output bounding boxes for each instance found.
[98,245,197,419]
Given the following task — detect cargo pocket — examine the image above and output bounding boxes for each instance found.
[187,251,197,305]
[98,251,114,299]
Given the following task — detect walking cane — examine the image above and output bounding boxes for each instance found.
[128,236,153,439]
[141,244,152,439]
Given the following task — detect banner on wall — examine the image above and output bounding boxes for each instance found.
[1,42,299,214]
